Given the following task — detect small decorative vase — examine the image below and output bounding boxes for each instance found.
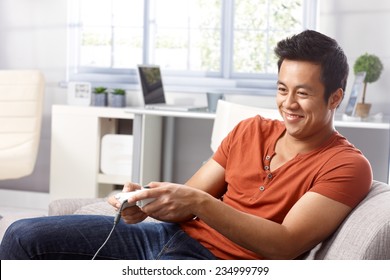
[355,103,371,118]
[91,93,107,106]
[109,94,126,107]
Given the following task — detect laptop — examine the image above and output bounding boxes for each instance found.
[137,65,207,112]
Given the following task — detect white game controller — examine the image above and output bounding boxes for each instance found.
[115,186,156,209]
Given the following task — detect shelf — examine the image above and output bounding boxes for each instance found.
[335,113,390,130]
[97,173,130,185]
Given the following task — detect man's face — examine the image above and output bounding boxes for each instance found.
[276,59,337,141]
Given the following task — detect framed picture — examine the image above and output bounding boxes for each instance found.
[344,71,366,116]
[67,82,91,106]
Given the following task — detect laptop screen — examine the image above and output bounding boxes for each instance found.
[137,65,166,104]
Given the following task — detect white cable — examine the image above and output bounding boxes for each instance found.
[91,203,124,260]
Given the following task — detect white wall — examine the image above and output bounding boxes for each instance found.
[0,0,388,193]
[319,0,390,115]
[0,0,68,192]
[316,0,390,183]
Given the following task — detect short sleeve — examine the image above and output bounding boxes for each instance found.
[310,148,372,208]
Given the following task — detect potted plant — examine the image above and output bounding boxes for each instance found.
[92,86,108,106]
[109,88,126,107]
[353,53,384,118]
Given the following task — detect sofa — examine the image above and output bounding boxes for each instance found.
[48,180,390,259]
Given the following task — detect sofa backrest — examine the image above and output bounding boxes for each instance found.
[211,100,281,152]
[302,180,390,259]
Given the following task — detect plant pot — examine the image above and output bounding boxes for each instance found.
[91,93,107,106]
[355,103,371,118]
[109,94,126,107]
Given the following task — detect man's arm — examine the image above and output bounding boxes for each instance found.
[185,158,228,198]
[192,186,351,259]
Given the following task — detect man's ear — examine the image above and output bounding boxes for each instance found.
[329,88,343,109]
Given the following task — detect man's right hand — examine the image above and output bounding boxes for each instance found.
[107,182,148,224]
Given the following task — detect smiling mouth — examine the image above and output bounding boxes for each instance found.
[284,112,304,121]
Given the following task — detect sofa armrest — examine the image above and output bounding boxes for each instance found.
[48,198,106,216]
[48,197,158,223]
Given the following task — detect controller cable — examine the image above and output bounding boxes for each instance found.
[91,201,126,260]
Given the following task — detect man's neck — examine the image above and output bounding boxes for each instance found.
[282,126,336,156]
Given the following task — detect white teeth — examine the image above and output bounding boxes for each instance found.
[285,113,301,120]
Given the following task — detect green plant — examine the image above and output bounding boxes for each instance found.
[112,88,126,95]
[353,53,384,104]
[93,87,107,94]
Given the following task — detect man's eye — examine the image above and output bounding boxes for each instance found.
[297,91,308,96]
[278,87,287,93]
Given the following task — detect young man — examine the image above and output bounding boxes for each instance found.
[0,30,372,260]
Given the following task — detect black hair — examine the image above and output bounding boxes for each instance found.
[274,30,349,103]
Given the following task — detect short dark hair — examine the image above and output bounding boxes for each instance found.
[274,30,349,103]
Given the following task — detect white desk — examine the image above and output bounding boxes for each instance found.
[125,107,215,183]
[125,107,215,120]
[50,105,390,201]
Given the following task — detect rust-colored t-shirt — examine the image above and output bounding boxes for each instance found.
[180,116,372,259]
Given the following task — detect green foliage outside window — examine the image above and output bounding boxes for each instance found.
[76,0,307,75]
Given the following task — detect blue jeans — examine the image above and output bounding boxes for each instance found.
[0,215,217,260]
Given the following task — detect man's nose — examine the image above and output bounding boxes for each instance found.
[283,92,298,108]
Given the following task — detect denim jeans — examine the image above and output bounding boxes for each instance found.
[0,215,217,260]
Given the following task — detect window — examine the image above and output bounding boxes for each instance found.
[78,0,144,69]
[68,0,318,91]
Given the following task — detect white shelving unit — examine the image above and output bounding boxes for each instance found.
[49,105,162,201]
